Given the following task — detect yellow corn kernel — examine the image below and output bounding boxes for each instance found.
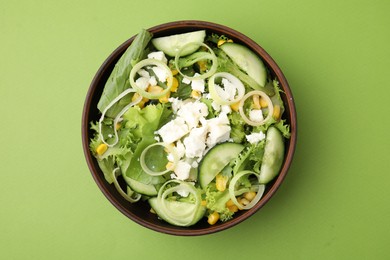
[273,105,281,120]
[228,205,239,213]
[132,92,149,108]
[226,199,235,207]
[239,197,250,206]
[159,91,171,103]
[96,143,108,156]
[170,77,179,92]
[191,90,201,99]
[163,143,175,153]
[171,69,179,76]
[259,97,268,108]
[217,39,226,47]
[147,85,163,94]
[230,101,240,112]
[197,60,207,72]
[252,94,261,109]
[115,122,121,130]
[207,211,220,225]
[243,192,257,201]
[216,174,228,192]
[201,200,207,206]
[165,161,175,171]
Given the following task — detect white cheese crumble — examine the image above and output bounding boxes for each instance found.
[249,109,264,122]
[147,51,168,64]
[246,132,266,144]
[157,117,189,143]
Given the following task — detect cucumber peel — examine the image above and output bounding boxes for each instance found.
[151,30,206,57]
[259,126,285,183]
[198,142,244,189]
[220,42,267,87]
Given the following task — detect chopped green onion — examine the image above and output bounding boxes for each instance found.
[140,142,178,176]
[99,88,141,147]
[228,171,265,210]
[129,58,173,99]
[238,90,274,126]
[112,168,141,203]
[208,72,245,105]
[174,42,218,80]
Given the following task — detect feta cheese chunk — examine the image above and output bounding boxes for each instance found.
[177,100,209,129]
[183,126,208,158]
[249,109,264,122]
[147,51,168,64]
[135,76,149,90]
[204,112,231,148]
[157,117,189,143]
[191,73,205,93]
[246,132,266,144]
[171,160,192,181]
[152,66,169,82]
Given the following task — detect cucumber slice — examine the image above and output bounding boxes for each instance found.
[220,42,267,87]
[151,30,206,57]
[148,197,206,226]
[259,126,285,184]
[123,176,157,196]
[199,142,244,189]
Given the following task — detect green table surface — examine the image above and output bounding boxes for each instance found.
[1,0,389,259]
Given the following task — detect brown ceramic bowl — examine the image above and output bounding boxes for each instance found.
[82,20,297,236]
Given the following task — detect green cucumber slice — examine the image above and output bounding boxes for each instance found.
[199,142,244,189]
[123,176,157,196]
[220,42,267,87]
[259,126,285,184]
[151,30,206,57]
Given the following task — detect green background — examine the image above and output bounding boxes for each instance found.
[1,0,389,259]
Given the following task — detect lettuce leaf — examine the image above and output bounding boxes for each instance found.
[97,29,153,118]
[120,104,172,185]
[205,184,234,222]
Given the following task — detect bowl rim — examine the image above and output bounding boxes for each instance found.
[82,20,297,236]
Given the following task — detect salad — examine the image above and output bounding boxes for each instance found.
[89,29,290,226]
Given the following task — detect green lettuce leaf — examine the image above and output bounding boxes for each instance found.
[97,29,153,118]
[120,104,172,185]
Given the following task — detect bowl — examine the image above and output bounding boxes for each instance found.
[82,20,297,236]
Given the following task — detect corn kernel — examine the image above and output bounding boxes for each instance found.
[217,39,226,47]
[115,122,121,130]
[201,200,207,206]
[147,85,163,94]
[228,205,239,213]
[259,97,268,108]
[171,69,179,76]
[243,192,257,201]
[159,91,171,103]
[273,105,281,120]
[171,77,179,92]
[252,94,261,109]
[230,101,240,112]
[96,143,108,156]
[239,198,250,206]
[191,90,201,99]
[207,211,220,225]
[197,60,207,72]
[165,161,175,171]
[132,92,149,108]
[216,174,228,192]
[226,199,235,207]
